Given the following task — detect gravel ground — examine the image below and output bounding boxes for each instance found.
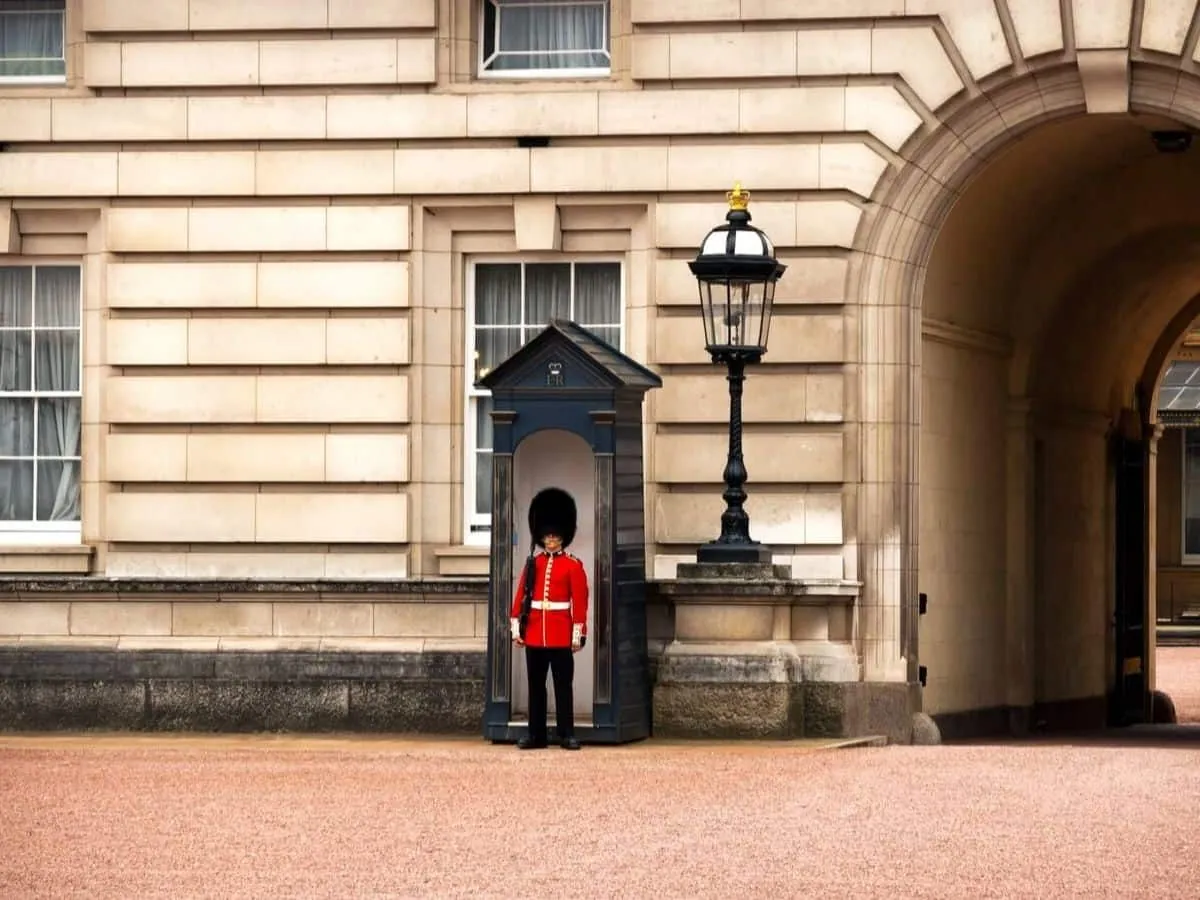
[4,650,1200,899]
[1158,646,1200,722]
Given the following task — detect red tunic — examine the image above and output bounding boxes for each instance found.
[510,550,589,649]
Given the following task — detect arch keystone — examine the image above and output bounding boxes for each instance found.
[1077,49,1131,113]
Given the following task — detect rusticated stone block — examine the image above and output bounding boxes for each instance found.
[0,681,145,731]
[652,681,800,739]
[348,682,482,733]
[146,681,349,732]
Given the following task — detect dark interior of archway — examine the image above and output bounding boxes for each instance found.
[529,487,577,548]
[916,109,1200,727]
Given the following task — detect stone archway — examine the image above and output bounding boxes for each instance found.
[850,40,1200,732]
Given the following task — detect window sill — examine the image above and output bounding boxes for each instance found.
[0,75,66,86]
[434,546,490,577]
[0,544,93,575]
[475,70,613,86]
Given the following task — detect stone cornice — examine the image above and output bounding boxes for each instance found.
[0,577,488,597]
[921,318,1013,357]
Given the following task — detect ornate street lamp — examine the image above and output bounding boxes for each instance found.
[689,184,786,564]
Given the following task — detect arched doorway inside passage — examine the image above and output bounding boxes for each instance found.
[849,60,1200,737]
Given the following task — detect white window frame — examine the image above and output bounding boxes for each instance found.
[1183,427,1200,565]
[463,256,625,545]
[0,1,68,86]
[477,0,611,81]
[0,260,83,545]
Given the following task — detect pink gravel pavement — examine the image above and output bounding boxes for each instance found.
[5,648,1200,898]
[1158,646,1200,722]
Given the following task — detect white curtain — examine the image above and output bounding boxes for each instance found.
[0,1,65,78]
[574,263,621,347]
[492,0,608,70]
[0,265,80,524]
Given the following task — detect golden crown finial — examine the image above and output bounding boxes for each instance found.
[727,182,750,211]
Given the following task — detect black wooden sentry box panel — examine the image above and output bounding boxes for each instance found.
[478,321,662,745]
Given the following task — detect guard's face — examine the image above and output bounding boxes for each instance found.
[542,533,563,552]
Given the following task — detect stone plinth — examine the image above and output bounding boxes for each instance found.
[650,563,914,742]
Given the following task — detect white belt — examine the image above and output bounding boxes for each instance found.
[532,601,570,611]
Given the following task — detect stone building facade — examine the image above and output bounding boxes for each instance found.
[5,0,1200,739]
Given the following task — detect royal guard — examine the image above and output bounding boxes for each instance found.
[510,505,589,750]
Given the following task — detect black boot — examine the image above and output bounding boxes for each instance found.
[560,736,581,750]
[517,736,547,750]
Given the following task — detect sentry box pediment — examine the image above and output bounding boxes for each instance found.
[479,318,662,396]
[479,320,662,745]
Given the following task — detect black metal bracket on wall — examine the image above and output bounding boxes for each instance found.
[918,592,928,615]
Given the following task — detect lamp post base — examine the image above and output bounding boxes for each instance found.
[696,540,774,565]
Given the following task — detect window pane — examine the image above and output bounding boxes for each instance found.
[475,395,494,452]
[0,267,32,326]
[475,264,522,326]
[37,398,80,457]
[33,266,80,327]
[0,398,33,456]
[1188,431,1200,480]
[34,331,80,391]
[475,328,521,379]
[589,326,620,349]
[0,330,31,391]
[525,263,571,326]
[0,459,33,521]
[0,8,64,76]
[36,458,78,521]
[497,1,606,54]
[487,51,609,71]
[475,452,493,516]
[575,263,621,324]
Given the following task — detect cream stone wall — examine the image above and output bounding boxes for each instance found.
[918,337,1009,716]
[9,0,1200,728]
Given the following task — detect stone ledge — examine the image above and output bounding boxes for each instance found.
[0,545,94,575]
[0,636,487,654]
[651,577,860,601]
[0,643,486,682]
[433,546,490,577]
[0,576,489,598]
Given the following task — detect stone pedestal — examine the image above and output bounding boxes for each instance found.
[651,563,915,742]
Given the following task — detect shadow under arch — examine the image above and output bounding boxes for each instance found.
[1027,226,1200,421]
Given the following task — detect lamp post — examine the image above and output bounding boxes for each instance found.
[689,184,786,565]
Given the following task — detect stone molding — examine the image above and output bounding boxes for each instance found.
[0,576,488,596]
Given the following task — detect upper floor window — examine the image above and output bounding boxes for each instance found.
[0,0,66,83]
[0,265,82,543]
[465,259,623,541]
[480,0,610,79]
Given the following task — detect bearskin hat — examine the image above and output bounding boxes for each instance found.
[529,486,577,548]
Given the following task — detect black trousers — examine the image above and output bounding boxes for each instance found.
[525,646,574,741]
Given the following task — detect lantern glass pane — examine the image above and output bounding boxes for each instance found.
[698,282,716,348]
[760,278,777,350]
